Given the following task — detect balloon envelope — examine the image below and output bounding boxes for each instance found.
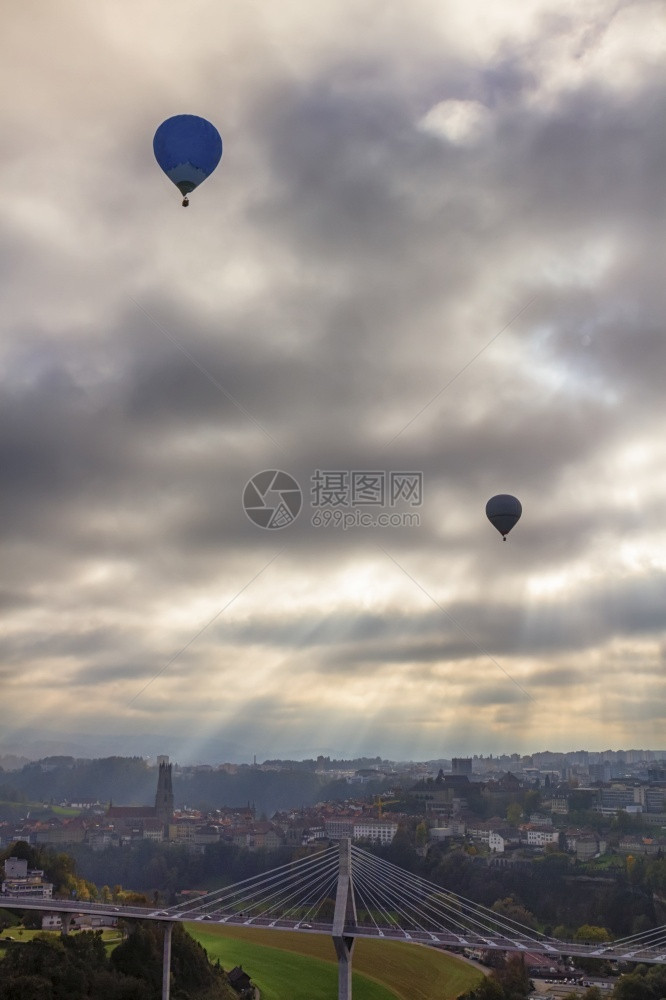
[486,494,522,538]
[153,115,222,198]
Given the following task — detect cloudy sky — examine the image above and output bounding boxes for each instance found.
[1,0,665,764]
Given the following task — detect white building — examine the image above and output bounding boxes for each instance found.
[488,828,520,853]
[526,828,560,848]
[353,819,398,844]
[2,857,53,899]
[488,831,506,853]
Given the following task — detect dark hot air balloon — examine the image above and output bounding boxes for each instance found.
[153,115,223,206]
[486,494,522,540]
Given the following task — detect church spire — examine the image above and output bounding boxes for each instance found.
[155,759,174,825]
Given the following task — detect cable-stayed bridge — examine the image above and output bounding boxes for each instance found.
[4,840,666,999]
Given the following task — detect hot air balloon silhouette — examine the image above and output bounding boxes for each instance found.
[153,115,223,206]
[486,494,522,540]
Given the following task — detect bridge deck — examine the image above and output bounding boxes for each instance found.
[2,895,666,964]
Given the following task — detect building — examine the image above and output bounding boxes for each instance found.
[618,836,666,856]
[593,783,650,815]
[227,965,253,995]
[411,774,473,813]
[353,819,398,844]
[1,857,53,899]
[525,828,560,848]
[33,818,88,846]
[529,813,553,826]
[170,818,198,845]
[325,817,355,839]
[452,758,473,776]
[488,828,520,853]
[575,835,604,860]
[467,821,494,845]
[106,759,174,839]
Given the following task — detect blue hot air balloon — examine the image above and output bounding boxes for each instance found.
[153,115,223,206]
[486,494,522,540]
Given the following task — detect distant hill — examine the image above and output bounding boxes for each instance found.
[0,755,30,772]
[0,756,391,815]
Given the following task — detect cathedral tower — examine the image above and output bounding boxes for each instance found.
[155,760,174,825]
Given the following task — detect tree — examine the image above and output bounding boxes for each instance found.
[498,955,531,1000]
[459,954,531,1000]
[460,976,505,1000]
[111,922,236,999]
[0,841,38,867]
[631,914,652,936]
[523,790,542,815]
[0,974,54,1000]
[574,924,611,943]
[491,897,537,929]
[415,821,429,850]
[0,920,235,999]
[563,989,602,1000]
[506,803,522,826]
[613,974,654,1000]
[0,908,20,931]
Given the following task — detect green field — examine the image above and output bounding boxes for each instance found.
[50,804,82,817]
[0,927,122,958]
[188,923,483,1000]
[0,928,121,942]
[0,922,483,999]
[0,800,81,817]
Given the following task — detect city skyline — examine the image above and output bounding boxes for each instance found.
[1,1,664,763]
[3,734,666,769]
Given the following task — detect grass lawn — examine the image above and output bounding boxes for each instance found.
[50,805,82,817]
[102,931,124,956]
[0,928,48,944]
[188,923,483,1000]
[0,928,121,952]
[0,801,81,817]
[584,855,624,871]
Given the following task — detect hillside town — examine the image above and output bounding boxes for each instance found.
[3,750,666,1000]
[2,749,666,900]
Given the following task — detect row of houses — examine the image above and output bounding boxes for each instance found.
[0,808,402,854]
[430,817,611,860]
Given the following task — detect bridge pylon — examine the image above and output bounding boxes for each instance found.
[332,838,357,1000]
[162,922,173,1000]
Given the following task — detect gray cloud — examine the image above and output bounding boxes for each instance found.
[0,0,664,761]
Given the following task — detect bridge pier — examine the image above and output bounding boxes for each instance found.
[162,922,173,1000]
[333,933,355,1000]
[332,838,357,1000]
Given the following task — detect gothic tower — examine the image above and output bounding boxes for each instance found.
[155,760,174,825]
